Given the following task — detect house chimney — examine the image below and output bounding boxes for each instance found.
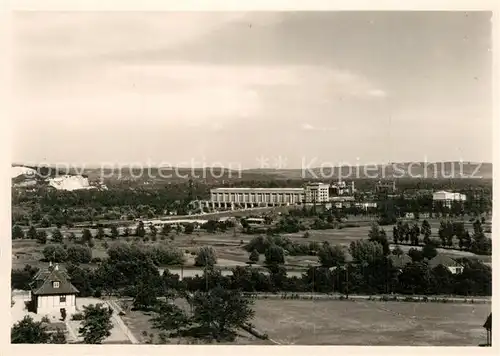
[49,261,53,267]
[54,264,59,271]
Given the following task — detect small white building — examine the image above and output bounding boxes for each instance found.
[432,190,466,208]
[428,255,464,274]
[30,264,79,316]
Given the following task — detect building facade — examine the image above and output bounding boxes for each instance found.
[30,264,79,316]
[208,187,305,209]
[305,182,330,203]
[432,190,467,208]
[206,183,331,209]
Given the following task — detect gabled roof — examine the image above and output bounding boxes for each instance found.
[428,254,462,268]
[483,313,492,330]
[32,268,79,296]
[32,267,69,282]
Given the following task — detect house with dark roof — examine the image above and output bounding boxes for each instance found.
[30,263,79,316]
[428,255,464,274]
[483,313,492,346]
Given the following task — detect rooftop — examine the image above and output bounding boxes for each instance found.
[428,254,462,268]
[31,266,79,296]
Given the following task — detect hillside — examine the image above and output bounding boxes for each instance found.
[12,162,492,186]
[243,162,492,180]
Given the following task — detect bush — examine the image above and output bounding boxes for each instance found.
[71,313,84,321]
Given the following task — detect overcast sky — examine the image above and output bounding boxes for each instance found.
[12,11,492,168]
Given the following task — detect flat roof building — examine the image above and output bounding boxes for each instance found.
[206,183,330,209]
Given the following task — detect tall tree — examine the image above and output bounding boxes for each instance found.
[368,223,390,255]
[149,224,158,238]
[264,245,285,265]
[194,247,218,268]
[349,240,384,264]
[67,232,76,242]
[27,225,37,240]
[392,226,400,245]
[421,220,432,244]
[421,243,438,260]
[136,221,146,237]
[43,245,68,263]
[110,226,119,240]
[36,230,48,244]
[78,303,114,344]
[51,228,63,243]
[318,244,346,268]
[12,225,25,240]
[191,287,255,341]
[82,229,93,243]
[151,302,191,336]
[184,223,195,235]
[96,227,106,240]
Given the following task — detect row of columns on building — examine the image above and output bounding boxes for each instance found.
[198,201,294,210]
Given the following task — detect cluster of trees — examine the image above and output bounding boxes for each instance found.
[12,182,209,227]
[391,218,491,256]
[393,221,425,246]
[176,253,491,297]
[244,235,321,262]
[42,245,92,264]
[436,219,491,255]
[11,303,114,344]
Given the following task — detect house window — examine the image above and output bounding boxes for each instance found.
[60,295,66,303]
[53,282,60,288]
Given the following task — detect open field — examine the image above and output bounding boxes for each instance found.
[251,299,491,345]
[12,217,492,271]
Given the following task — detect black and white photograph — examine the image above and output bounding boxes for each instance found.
[6,5,495,348]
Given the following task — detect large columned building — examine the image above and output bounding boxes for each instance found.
[204,183,330,210]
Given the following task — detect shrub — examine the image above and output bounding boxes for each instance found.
[71,313,84,321]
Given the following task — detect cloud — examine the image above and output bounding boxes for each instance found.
[15,61,387,130]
